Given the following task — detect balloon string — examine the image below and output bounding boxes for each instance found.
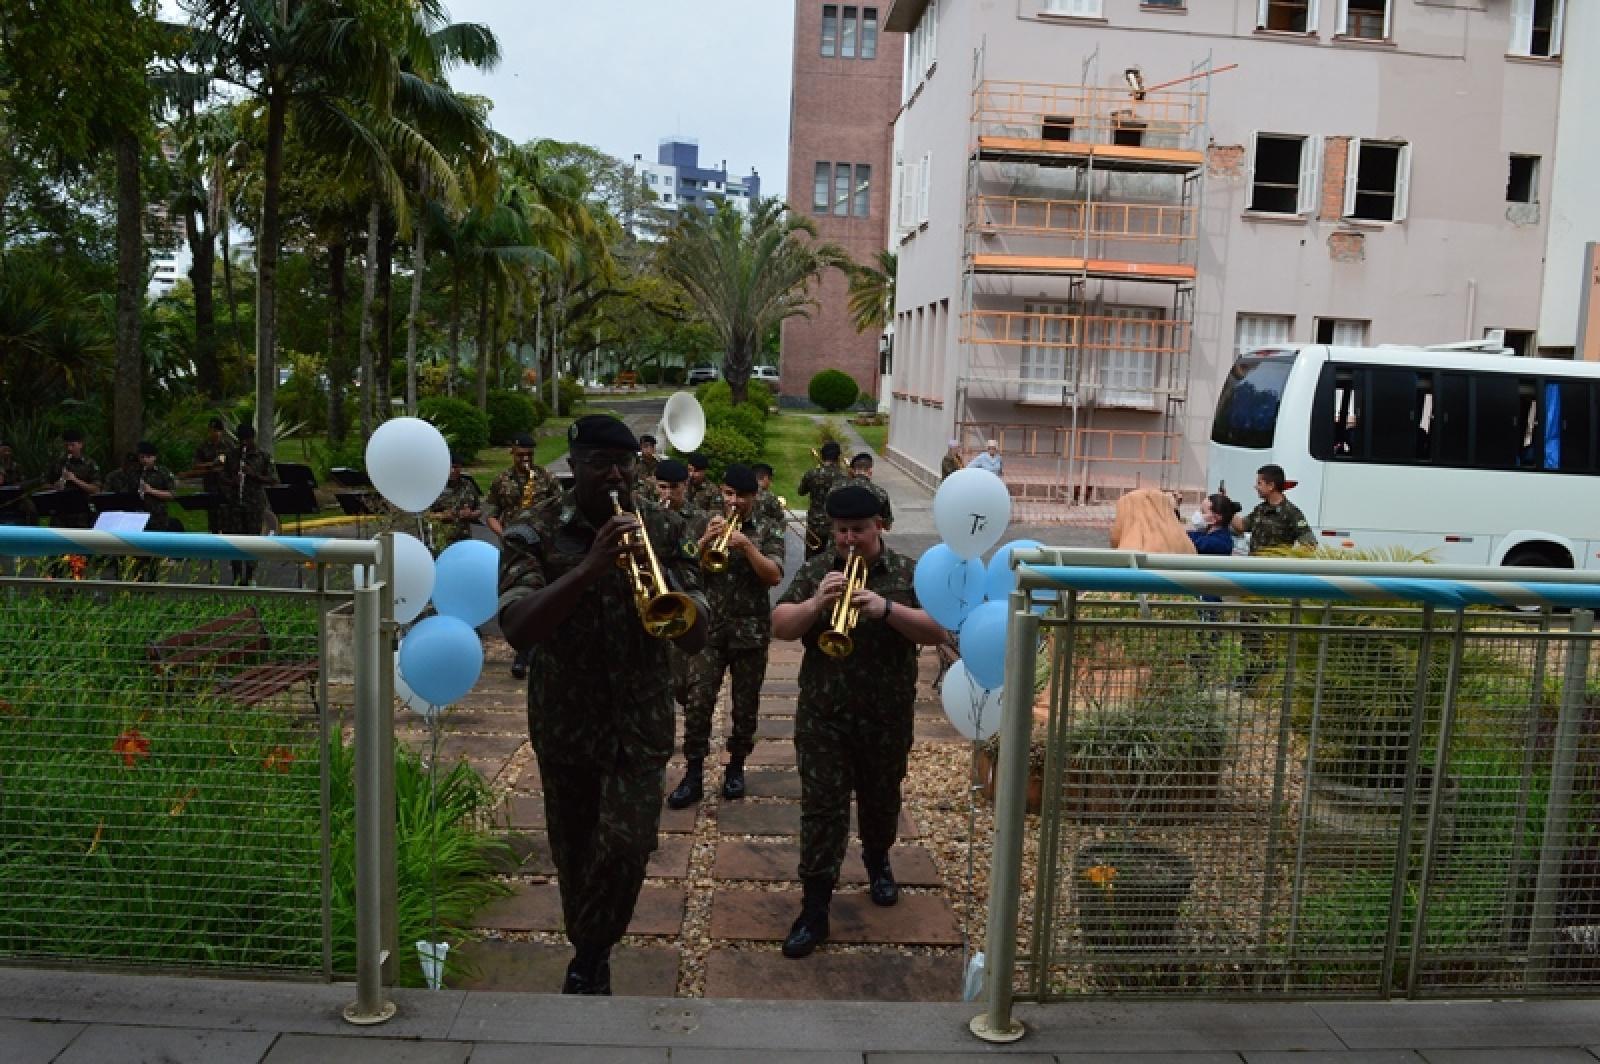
[428,708,442,975]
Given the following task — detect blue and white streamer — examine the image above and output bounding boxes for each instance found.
[0,526,380,565]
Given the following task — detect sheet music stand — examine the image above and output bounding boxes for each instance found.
[265,482,320,535]
[335,491,379,537]
[32,489,92,528]
[276,462,317,489]
[330,467,373,490]
[91,492,147,517]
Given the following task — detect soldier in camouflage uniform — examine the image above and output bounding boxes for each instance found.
[429,452,484,548]
[487,434,561,677]
[105,443,178,580]
[750,462,787,531]
[1230,463,1314,687]
[667,464,786,809]
[841,452,893,531]
[771,485,949,958]
[192,418,230,534]
[796,441,848,559]
[224,424,277,585]
[45,429,102,529]
[497,414,708,995]
[650,459,709,710]
[0,439,34,525]
[685,451,722,514]
[636,433,659,482]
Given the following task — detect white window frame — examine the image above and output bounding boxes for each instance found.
[1042,0,1104,17]
[896,157,918,235]
[1343,138,1411,223]
[1019,301,1073,402]
[1257,0,1320,33]
[1246,132,1320,216]
[1093,306,1163,410]
[1316,317,1370,347]
[1509,0,1564,58]
[916,151,931,225]
[1236,313,1295,356]
[1337,0,1390,39]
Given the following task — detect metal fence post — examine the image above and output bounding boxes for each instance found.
[377,534,398,982]
[343,571,396,1025]
[1528,608,1594,987]
[971,590,1038,1044]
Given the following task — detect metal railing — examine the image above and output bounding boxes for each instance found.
[0,527,395,1024]
[973,196,1197,244]
[973,550,1600,1042]
[972,81,1207,150]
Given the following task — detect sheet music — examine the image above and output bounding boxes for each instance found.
[94,511,151,532]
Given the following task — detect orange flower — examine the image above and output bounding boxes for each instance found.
[67,555,87,579]
[113,728,151,767]
[1083,863,1118,889]
[263,746,295,773]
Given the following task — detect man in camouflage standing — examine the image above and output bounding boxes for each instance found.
[750,462,787,530]
[652,458,709,712]
[685,451,722,514]
[842,451,893,531]
[46,429,102,529]
[796,441,847,559]
[486,433,561,679]
[668,463,785,808]
[1229,463,1314,687]
[771,485,948,958]
[498,414,708,995]
[191,418,230,534]
[636,432,660,482]
[429,452,483,548]
[224,424,276,585]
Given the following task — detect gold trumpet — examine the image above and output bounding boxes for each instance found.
[609,490,698,639]
[701,506,743,573]
[818,549,867,658]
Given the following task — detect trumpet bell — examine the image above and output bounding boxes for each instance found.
[817,629,854,658]
[641,591,698,640]
[662,392,706,454]
[701,547,730,573]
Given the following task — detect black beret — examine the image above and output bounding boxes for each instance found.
[751,462,773,477]
[654,458,688,483]
[685,451,709,470]
[639,433,657,446]
[851,452,873,467]
[567,415,636,452]
[826,484,882,519]
[136,440,158,456]
[819,441,841,460]
[723,463,758,494]
[512,433,536,449]
[61,429,84,443]
[207,417,226,431]
[236,423,257,439]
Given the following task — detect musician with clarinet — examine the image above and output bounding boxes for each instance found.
[667,463,785,810]
[498,414,708,995]
[223,424,276,585]
[46,429,102,529]
[770,484,947,959]
[191,418,231,533]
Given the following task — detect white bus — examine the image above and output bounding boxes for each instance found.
[1208,343,1600,570]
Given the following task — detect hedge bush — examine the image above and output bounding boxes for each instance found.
[556,377,585,418]
[698,423,761,478]
[418,396,491,460]
[808,369,860,412]
[696,377,773,414]
[706,402,766,452]
[485,389,543,443]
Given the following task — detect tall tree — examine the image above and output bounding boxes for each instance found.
[846,249,897,334]
[659,199,846,405]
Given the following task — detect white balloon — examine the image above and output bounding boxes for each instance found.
[933,468,1012,559]
[941,659,1003,743]
[394,650,440,722]
[366,417,451,513]
[390,532,436,624]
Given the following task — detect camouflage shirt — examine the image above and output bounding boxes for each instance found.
[689,478,723,516]
[1242,496,1315,552]
[430,475,483,546]
[486,464,560,525]
[47,453,102,495]
[702,508,785,649]
[223,445,276,510]
[193,439,229,495]
[779,545,922,717]
[940,453,963,481]
[107,465,177,526]
[498,492,708,766]
[754,489,786,530]
[835,476,894,530]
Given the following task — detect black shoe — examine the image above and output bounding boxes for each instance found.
[864,851,899,907]
[721,760,746,801]
[560,959,611,995]
[782,908,830,959]
[511,652,529,680]
[667,760,704,810]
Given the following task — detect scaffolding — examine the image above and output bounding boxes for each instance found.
[954,51,1214,513]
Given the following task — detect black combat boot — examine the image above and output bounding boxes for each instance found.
[560,946,612,995]
[510,649,529,680]
[863,849,899,907]
[667,758,704,810]
[721,755,746,800]
[782,875,833,959]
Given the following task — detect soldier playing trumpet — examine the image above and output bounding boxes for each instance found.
[770,484,947,959]
[498,415,707,995]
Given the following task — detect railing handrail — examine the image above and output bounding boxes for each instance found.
[0,526,381,565]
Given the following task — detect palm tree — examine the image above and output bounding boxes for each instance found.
[846,248,897,334]
[658,198,847,405]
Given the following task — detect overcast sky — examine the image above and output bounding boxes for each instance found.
[163,1,797,199]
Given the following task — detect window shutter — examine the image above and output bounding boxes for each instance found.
[1256,0,1270,28]
[1509,0,1534,55]
[1246,130,1259,199]
[918,151,932,222]
[897,160,917,232]
[1393,143,1411,223]
[925,0,938,70]
[1382,0,1393,39]
[1308,0,1321,31]
[1336,0,1349,34]
[1297,135,1321,215]
[1343,139,1361,217]
[1550,0,1565,56]
[1044,0,1103,15]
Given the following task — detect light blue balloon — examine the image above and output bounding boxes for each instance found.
[959,599,1011,690]
[398,615,484,707]
[983,539,1044,604]
[914,543,987,631]
[432,539,500,627]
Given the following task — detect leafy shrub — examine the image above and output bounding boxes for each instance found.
[485,389,543,443]
[556,376,584,418]
[307,436,369,483]
[814,418,848,450]
[697,377,773,415]
[808,369,860,412]
[699,423,760,478]
[707,401,766,452]
[278,353,328,433]
[418,396,491,460]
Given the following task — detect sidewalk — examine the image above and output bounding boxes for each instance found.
[7,965,1600,1062]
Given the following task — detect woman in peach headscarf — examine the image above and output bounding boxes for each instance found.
[1109,488,1196,555]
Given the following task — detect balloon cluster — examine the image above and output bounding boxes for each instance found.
[916,468,1041,744]
[365,418,500,724]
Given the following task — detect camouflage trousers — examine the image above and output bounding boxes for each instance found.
[537,750,666,952]
[795,703,915,884]
[681,639,768,761]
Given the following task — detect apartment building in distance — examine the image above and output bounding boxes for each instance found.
[881,0,1598,513]
[780,2,905,402]
[628,138,761,239]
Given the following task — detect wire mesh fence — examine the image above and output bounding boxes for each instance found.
[0,571,346,977]
[1012,595,1600,1000]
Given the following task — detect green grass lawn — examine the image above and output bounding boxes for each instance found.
[763,411,825,504]
[856,421,888,455]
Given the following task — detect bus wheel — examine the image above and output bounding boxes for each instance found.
[1502,545,1570,570]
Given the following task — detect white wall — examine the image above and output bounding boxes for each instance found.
[1539,0,1600,351]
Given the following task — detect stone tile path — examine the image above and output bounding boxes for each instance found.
[396,613,974,1002]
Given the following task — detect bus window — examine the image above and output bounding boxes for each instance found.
[1211,356,1294,449]
[1474,375,1521,468]
[1369,369,1421,464]
[1435,373,1470,465]
[1558,380,1593,472]
[1333,371,1361,457]
[1517,379,1539,467]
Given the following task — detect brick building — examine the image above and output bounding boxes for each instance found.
[780,3,904,403]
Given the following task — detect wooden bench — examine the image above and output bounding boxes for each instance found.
[149,606,318,709]
[615,370,639,389]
